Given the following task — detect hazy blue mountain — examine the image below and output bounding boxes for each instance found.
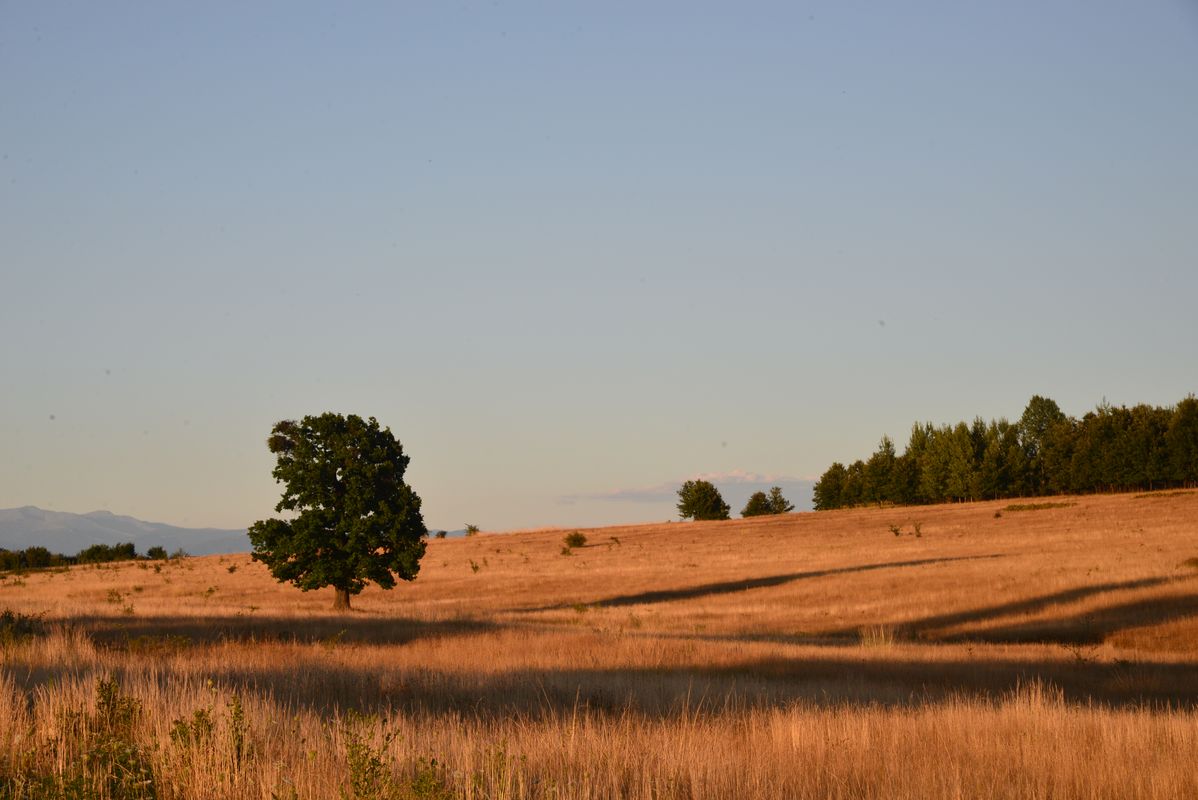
[0,506,250,556]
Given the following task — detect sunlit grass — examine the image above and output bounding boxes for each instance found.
[2,490,1197,797]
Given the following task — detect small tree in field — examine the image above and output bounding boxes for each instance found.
[676,479,730,521]
[766,486,795,514]
[741,491,772,517]
[248,413,427,611]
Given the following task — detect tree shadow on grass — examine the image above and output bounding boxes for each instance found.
[17,646,1197,720]
[517,555,1004,612]
[936,591,1198,645]
[62,612,499,648]
[813,575,1186,642]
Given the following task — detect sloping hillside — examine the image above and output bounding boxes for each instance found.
[3,490,1197,799]
[8,490,1197,680]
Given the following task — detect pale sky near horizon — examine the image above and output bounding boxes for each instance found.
[3,2,1196,532]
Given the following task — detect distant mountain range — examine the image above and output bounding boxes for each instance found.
[0,506,251,556]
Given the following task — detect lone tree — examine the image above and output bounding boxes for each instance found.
[676,479,730,521]
[248,413,427,610]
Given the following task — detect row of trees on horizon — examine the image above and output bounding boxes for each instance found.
[0,542,185,572]
[813,394,1198,510]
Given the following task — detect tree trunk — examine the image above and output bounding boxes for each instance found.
[333,587,351,611]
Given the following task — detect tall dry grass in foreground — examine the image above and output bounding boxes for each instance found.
[2,490,1197,798]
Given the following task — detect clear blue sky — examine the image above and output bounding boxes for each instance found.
[3,2,1196,531]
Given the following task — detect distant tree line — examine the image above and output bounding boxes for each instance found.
[814,394,1198,510]
[0,542,182,572]
[677,480,795,521]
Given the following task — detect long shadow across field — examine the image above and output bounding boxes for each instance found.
[817,576,1185,641]
[64,612,499,647]
[937,591,1198,645]
[19,647,1198,718]
[518,555,1003,612]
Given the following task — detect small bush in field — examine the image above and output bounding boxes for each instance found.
[407,757,453,800]
[0,608,45,644]
[563,531,587,549]
[464,524,480,537]
[170,707,215,748]
[228,693,249,768]
[87,677,157,798]
[343,721,396,799]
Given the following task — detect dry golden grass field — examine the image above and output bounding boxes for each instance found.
[2,490,1198,798]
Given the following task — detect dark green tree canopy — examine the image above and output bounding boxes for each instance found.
[249,413,427,610]
[742,486,795,517]
[740,491,772,518]
[677,479,731,521]
[813,394,1198,510]
[766,486,795,514]
[813,462,847,510]
[1019,395,1067,456]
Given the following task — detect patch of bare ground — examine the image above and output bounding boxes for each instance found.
[2,490,1197,797]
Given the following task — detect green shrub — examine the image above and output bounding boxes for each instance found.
[563,531,587,549]
[88,677,157,799]
[0,608,45,644]
[170,708,214,748]
[340,712,399,800]
[228,693,248,769]
[406,757,452,800]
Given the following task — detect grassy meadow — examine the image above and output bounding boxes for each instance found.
[2,490,1198,798]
